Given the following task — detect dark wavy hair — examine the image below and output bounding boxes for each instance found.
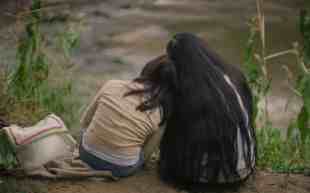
[126,54,177,125]
[128,33,256,185]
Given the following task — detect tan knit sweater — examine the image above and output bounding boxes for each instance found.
[80,80,161,166]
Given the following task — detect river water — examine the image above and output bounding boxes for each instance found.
[0,0,307,129]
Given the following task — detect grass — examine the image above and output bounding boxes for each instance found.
[6,0,80,127]
[257,128,310,173]
[243,0,310,173]
[0,132,18,170]
[0,0,80,170]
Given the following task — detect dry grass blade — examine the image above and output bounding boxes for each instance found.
[255,0,270,126]
[256,0,265,53]
[264,49,296,61]
[256,0,267,76]
[293,42,309,74]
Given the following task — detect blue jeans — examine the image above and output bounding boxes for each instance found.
[79,144,144,177]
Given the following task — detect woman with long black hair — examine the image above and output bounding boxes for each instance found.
[130,33,256,185]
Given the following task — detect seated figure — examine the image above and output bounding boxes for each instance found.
[158,33,256,185]
[78,54,172,178]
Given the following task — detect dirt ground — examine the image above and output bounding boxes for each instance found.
[1,168,310,193]
[42,170,310,193]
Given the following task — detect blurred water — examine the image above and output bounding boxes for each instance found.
[0,0,306,129]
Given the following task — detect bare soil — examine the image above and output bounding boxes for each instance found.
[45,171,310,193]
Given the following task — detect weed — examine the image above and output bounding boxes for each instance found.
[7,0,79,127]
[243,0,270,128]
[244,1,310,173]
[257,127,310,173]
[0,0,80,170]
[286,10,310,153]
[300,9,310,65]
[0,132,18,170]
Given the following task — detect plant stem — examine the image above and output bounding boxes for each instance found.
[256,0,270,127]
[265,49,296,61]
[293,42,309,74]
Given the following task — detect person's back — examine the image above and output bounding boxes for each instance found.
[80,80,161,177]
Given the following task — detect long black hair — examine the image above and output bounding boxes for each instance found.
[129,33,256,185]
[126,54,178,125]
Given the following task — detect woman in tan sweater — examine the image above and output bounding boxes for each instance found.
[79,55,172,177]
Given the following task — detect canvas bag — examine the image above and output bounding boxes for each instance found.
[3,114,76,173]
[2,114,117,180]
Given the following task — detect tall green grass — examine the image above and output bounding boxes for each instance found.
[0,132,18,170]
[243,0,310,173]
[0,0,80,170]
[243,17,270,128]
[7,0,79,126]
[290,9,310,146]
[243,0,272,129]
[257,127,310,173]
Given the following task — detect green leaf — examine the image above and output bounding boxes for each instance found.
[0,132,18,169]
[287,120,297,139]
[297,106,309,144]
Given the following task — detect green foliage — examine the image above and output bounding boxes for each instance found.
[243,20,260,123]
[297,10,310,143]
[243,4,310,173]
[300,9,310,65]
[243,18,270,127]
[257,127,310,173]
[37,80,77,125]
[9,14,48,98]
[244,19,260,85]
[9,0,48,99]
[0,0,48,171]
[0,132,18,170]
[7,0,78,126]
[288,10,310,146]
[0,0,80,170]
